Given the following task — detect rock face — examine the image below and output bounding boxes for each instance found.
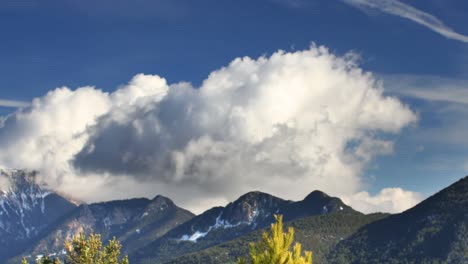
[329,176,468,264]
[176,190,352,244]
[0,169,195,263]
[0,169,77,261]
[23,195,195,262]
[285,190,352,220]
[220,191,285,227]
[132,190,352,263]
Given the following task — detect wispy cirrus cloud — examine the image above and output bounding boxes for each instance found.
[343,0,468,43]
[384,74,468,148]
[383,75,468,105]
[0,99,30,108]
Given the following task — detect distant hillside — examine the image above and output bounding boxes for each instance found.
[329,176,468,264]
[15,195,194,263]
[166,211,388,264]
[131,190,354,264]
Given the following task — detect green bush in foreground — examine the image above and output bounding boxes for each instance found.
[22,233,129,264]
[239,215,312,264]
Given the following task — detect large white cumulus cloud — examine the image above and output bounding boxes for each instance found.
[0,46,420,213]
[0,87,111,176]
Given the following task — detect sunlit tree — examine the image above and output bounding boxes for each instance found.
[22,233,129,264]
[64,233,129,264]
[239,215,312,264]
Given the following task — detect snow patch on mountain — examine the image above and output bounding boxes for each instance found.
[322,205,329,214]
[180,230,209,242]
[0,169,53,238]
[179,211,261,243]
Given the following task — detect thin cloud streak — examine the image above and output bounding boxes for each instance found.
[398,88,468,105]
[0,99,31,108]
[343,0,468,43]
[383,74,468,105]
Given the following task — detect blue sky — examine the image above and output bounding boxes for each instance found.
[0,0,467,212]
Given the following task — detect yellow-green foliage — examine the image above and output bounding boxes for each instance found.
[239,215,312,264]
[23,233,129,264]
[31,256,61,264]
[64,233,129,264]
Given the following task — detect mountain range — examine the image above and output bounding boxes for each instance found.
[131,190,353,264]
[1,168,467,264]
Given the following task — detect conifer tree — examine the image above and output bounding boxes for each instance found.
[239,215,312,264]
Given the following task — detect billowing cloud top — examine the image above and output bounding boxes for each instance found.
[0,46,420,213]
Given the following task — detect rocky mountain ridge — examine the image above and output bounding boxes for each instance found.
[20,195,195,263]
[131,190,353,263]
[0,169,77,261]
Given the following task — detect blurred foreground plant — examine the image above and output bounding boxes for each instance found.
[22,233,129,264]
[238,214,312,264]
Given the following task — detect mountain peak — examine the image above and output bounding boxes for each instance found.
[221,191,289,224]
[148,195,176,212]
[0,169,45,192]
[0,169,77,261]
[234,191,281,203]
[284,190,352,219]
[304,190,330,201]
[0,169,52,212]
[152,194,173,203]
